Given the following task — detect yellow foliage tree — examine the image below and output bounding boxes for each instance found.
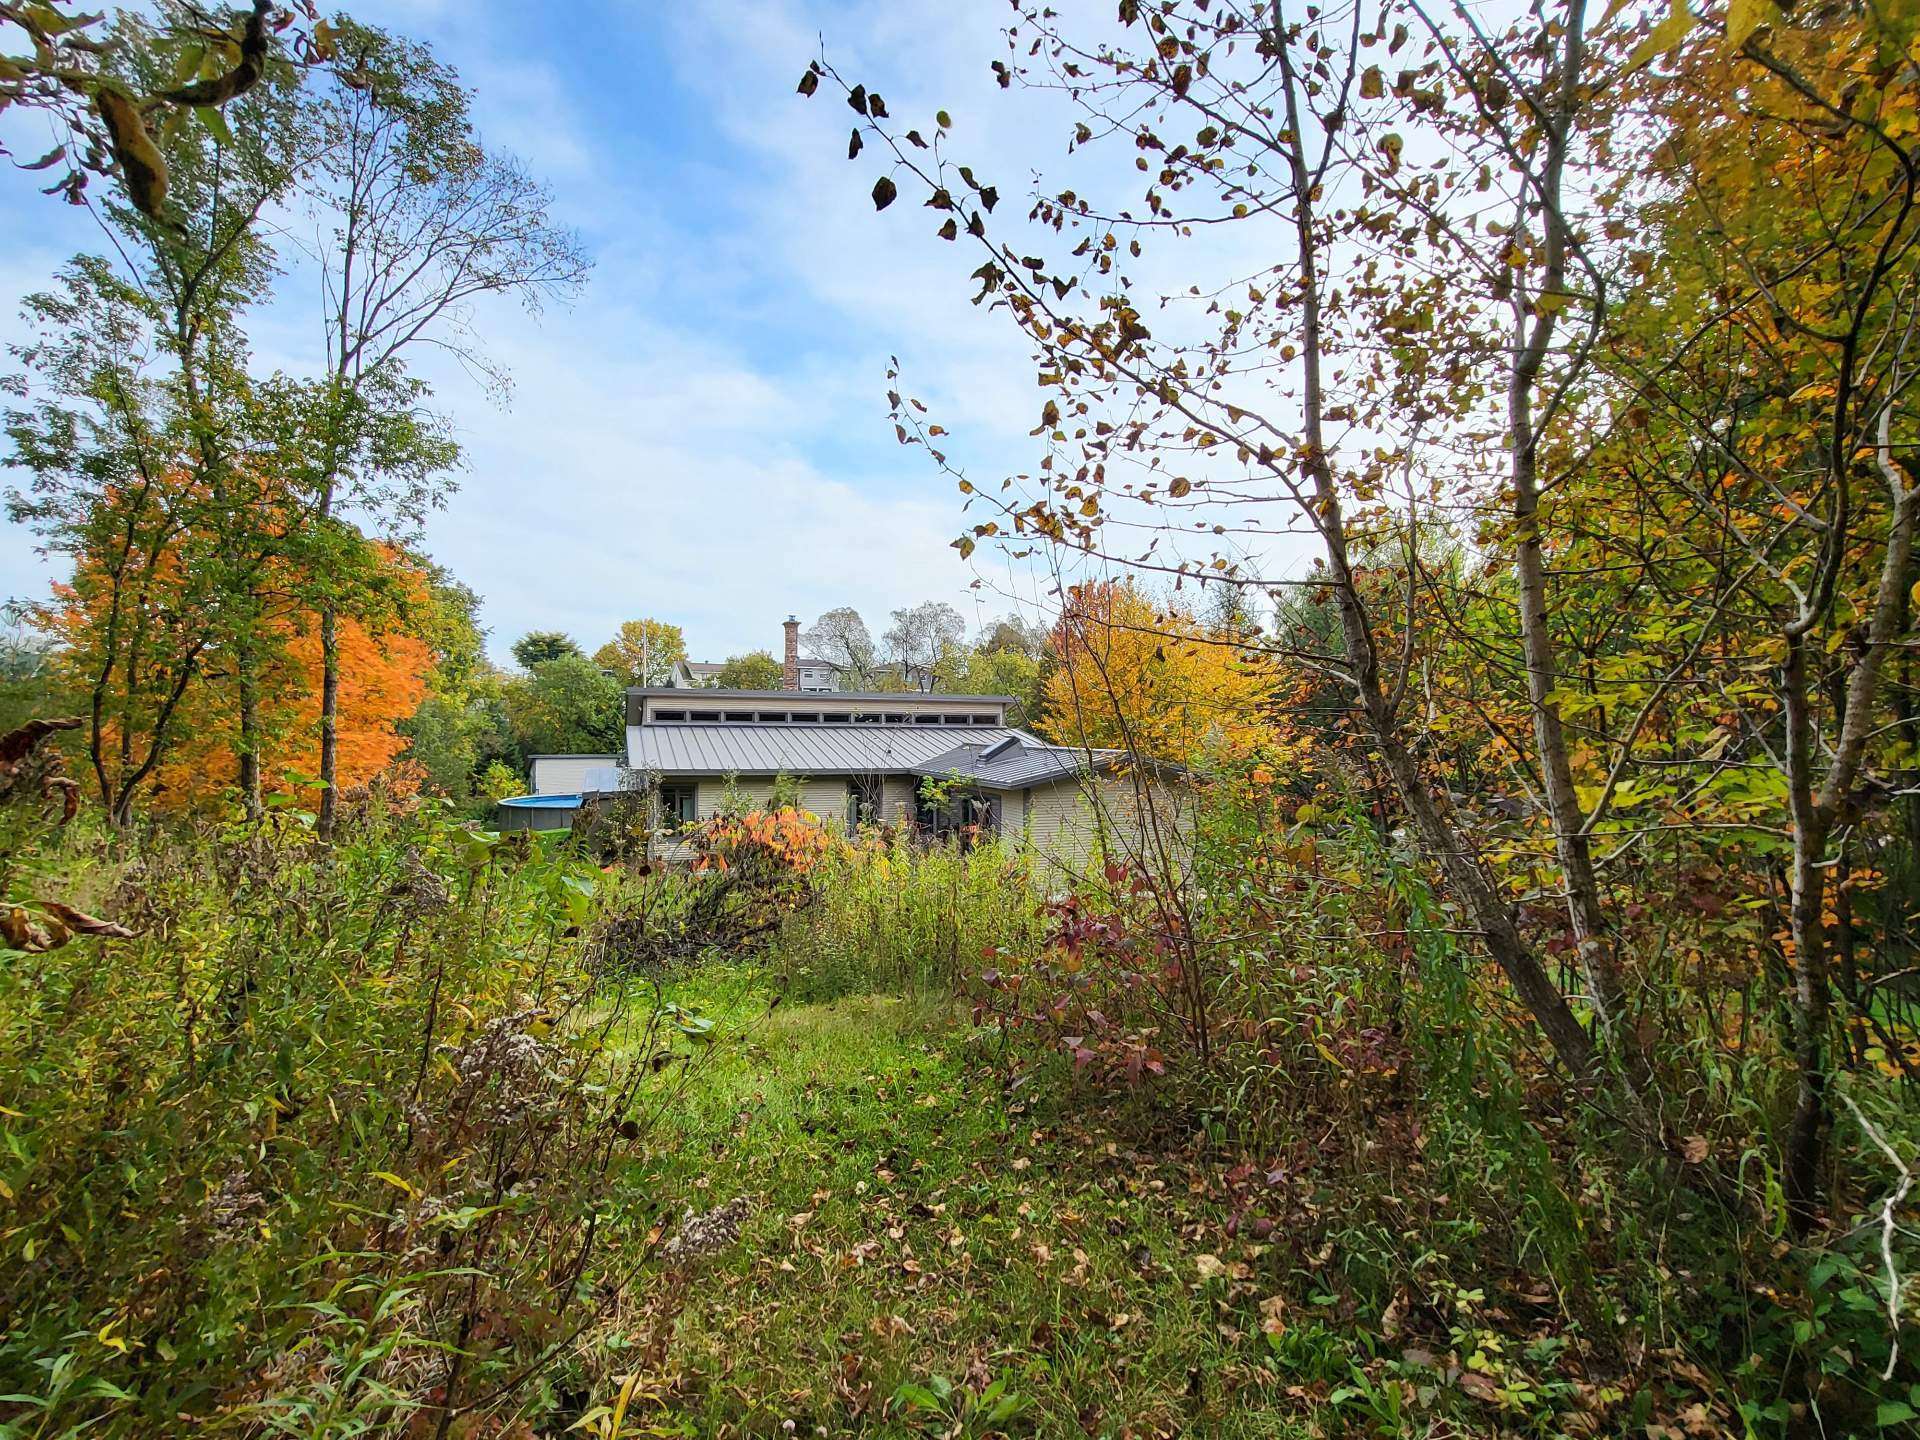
[1038,580,1276,764]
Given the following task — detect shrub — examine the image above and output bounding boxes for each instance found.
[0,803,702,1435]
[772,828,1045,1002]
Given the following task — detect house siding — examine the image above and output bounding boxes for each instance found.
[529,755,617,796]
[1016,774,1189,875]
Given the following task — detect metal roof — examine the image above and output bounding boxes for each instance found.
[626,723,1039,777]
[911,739,1115,789]
[628,687,1017,703]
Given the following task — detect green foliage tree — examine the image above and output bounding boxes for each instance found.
[503,652,621,757]
[712,650,784,690]
[511,631,583,670]
[297,20,588,840]
[3,27,322,825]
[394,570,506,802]
[0,0,336,221]
[952,646,1042,726]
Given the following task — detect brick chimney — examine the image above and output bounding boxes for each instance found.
[782,615,800,692]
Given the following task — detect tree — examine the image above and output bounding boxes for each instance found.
[142,548,437,809]
[712,651,784,690]
[805,0,1613,1081]
[0,0,335,221]
[883,600,966,691]
[511,632,582,670]
[952,645,1042,727]
[5,49,316,825]
[1040,580,1276,765]
[593,618,686,687]
[811,0,1920,1181]
[1596,7,1920,1225]
[502,653,621,757]
[394,569,502,802]
[979,614,1048,661]
[299,20,589,840]
[803,607,879,688]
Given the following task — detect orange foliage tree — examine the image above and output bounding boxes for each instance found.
[146,549,436,811]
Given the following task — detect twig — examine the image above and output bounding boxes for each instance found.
[1838,1091,1913,1381]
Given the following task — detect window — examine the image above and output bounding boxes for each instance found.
[822,712,851,723]
[791,711,819,722]
[688,709,721,721]
[723,711,753,722]
[657,783,697,828]
[654,709,687,722]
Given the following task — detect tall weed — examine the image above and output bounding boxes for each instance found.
[0,803,699,1436]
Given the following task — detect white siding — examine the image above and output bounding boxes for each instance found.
[881,776,919,824]
[694,777,776,819]
[799,778,850,828]
[529,755,617,795]
[1016,774,1191,877]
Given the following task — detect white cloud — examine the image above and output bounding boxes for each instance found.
[2,0,1324,670]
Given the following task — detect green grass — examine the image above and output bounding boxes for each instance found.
[617,981,1347,1438]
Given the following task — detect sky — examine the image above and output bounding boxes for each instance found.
[0,0,1321,667]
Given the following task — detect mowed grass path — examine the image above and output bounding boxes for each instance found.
[616,983,1334,1438]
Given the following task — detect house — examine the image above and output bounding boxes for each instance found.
[499,654,1188,870]
[667,617,901,693]
[667,660,730,688]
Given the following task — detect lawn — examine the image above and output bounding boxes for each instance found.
[618,980,1306,1437]
[610,973,1560,1440]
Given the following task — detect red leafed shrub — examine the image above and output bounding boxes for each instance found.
[968,870,1194,1090]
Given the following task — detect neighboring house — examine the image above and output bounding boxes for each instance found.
[668,660,730,688]
[500,684,1187,870]
[669,617,901,693]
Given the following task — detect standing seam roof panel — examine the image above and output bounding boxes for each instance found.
[624,724,1038,775]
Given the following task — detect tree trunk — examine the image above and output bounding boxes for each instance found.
[1781,644,1832,1235]
[237,651,263,821]
[1512,430,1637,1049]
[1271,20,1597,1081]
[318,601,340,841]
[1498,0,1640,1074]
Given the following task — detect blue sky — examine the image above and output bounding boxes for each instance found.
[1,1,1320,666]
[0,1,1083,665]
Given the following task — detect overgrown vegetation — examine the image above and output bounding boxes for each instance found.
[4,0,1920,1434]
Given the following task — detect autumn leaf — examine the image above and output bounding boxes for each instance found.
[872,176,897,210]
[34,901,137,940]
[0,717,83,773]
[1629,0,1693,70]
